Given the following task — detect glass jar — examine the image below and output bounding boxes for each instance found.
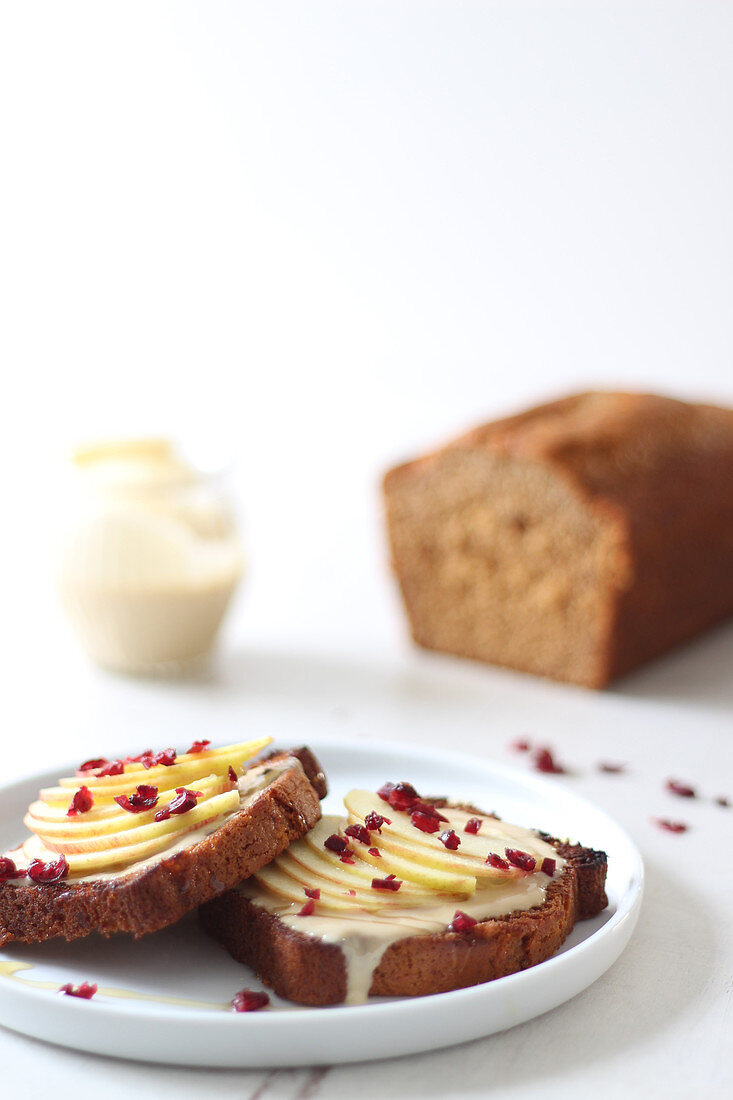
[58,439,243,675]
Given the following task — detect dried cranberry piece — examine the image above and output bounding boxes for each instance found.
[411,800,449,822]
[59,982,97,1000]
[186,740,211,754]
[168,787,204,815]
[666,779,696,799]
[540,857,556,877]
[114,784,159,813]
[464,817,482,834]
[346,889,356,897]
[147,748,177,769]
[297,898,315,916]
[27,855,69,883]
[154,807,171,822]
[533,748,566,774]
[378,781,420,813]
[78,758,108,773]
[371,875,402,891]
[368,847,381,857]
[439,830,460,850]
[505,849,536,872]
[324,834,349,853]
[364,811,390,832]
[511,739,531,752]
[486,852,510,870]
[652,818,689,833]
[344,824,371,845]
[67,786,94,816]
[339,852,355,864]
[411,810,440,834]
[716,796,730,808]
[125,750,153,764]
[98,760,124,777]
[231,989,270,1013]
[598,761,627,774]
[0,857,26,882]
[228,766,238,784]
[448,910,477,933]
[304,887,320,900]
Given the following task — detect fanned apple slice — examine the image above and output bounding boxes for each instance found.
[295,819,436,898]
[301,817,476,897]
[33,789,240,855]
[25,776,227,837]
[104,737,272,776]
[49,736,271,797]
[274,849,439,909]
[345,813,520,882]
[256,859,412,913]
[344,790,546,863]
[22,790,239,874]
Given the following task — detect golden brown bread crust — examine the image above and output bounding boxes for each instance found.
[384,392,733,687]
[200,837,608,1006]
[0,748,325,946]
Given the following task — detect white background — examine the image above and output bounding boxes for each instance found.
[0,2,732,1097]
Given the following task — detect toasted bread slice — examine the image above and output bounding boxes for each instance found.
[200,800,607,1006]
[0,747,326,946]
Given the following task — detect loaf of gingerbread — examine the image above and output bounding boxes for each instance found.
[383,391,733,688]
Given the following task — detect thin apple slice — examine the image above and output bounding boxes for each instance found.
[23,791,239,875]
[345,813,520,883]
[35,789,240,855]
[25,776,227,838]
[274,849,435,909]
[256,860,402,913]
[344,789,539,862]
[102,736,272,776]
[297,819,435,898]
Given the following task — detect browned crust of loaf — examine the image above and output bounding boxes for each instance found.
[0,748,325,946]
[200,839,608,1006]
[384,391,733,687]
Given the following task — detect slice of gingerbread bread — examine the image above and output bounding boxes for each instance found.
[200,786,608,1005]
[0,747,326,945]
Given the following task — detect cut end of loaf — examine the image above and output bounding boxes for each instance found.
[384,447,629,689]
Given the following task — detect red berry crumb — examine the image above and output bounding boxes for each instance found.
[324,834,349,853]
[533,748,566,774]
[231,989,269,1013]
[716,796,730,808]
[78,758,108,773]
[114,784,159,814]
[0,857,26,882]
[304,887,320,900]
[448,910,478,933]
[59,982,97,1000]
[486,852,510,870]
[364,811,390,832]
[368,847,381,857]
[541,857,556,877]
[186,740,211,754]
[505,849,537,872]
[666,779,696,799]
[344,824,371,845]
[411,810,440,834]
[599,761,627,774]
[439,830,460,850]
[98,760,125,777]
[154,808,171,822]
[464,817,482,834]
[297,898,315,916]
[512,739,531,752]
[27,855,69,883]
[346,889,356,896]
[378,781,420,812]
[168,787,204,815]
[372,875,402,891]
[339,851,355,864]
[653,818,689,833]
[228,766,238,783]
[67,786,94,816]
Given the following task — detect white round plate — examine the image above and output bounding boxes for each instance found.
[0,736,643,1067]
